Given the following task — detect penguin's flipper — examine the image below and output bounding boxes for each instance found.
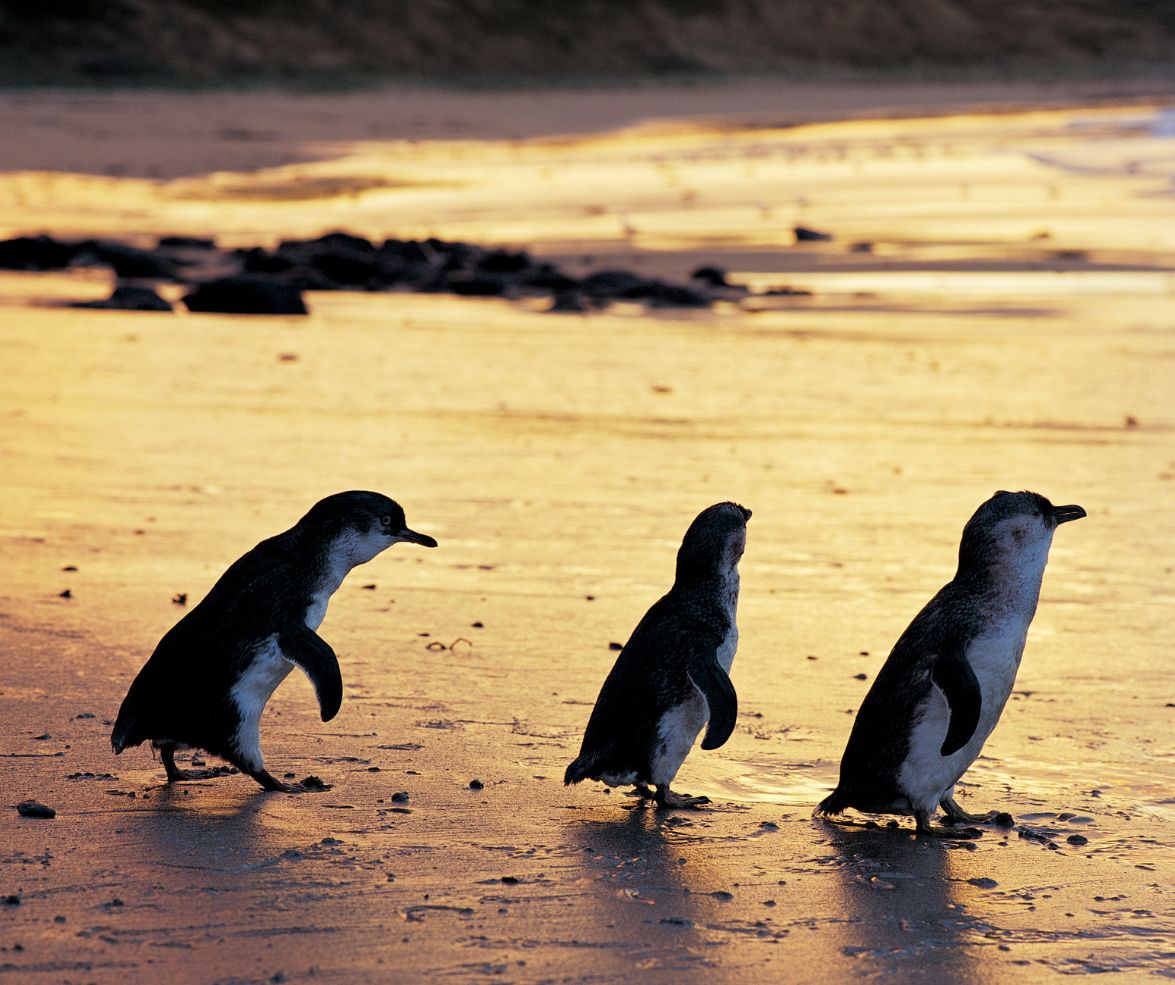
[930,645,982,756]
[279,625,343,722]
[688,656,738,751]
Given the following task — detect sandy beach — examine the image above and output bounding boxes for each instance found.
[1,82,1174,983]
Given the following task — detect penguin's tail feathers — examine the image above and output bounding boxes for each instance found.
[564,754,594,786]
[110,710,142,755]
[814,787,849,818]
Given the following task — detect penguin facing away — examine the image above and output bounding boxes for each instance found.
[111,491,437,792]
[817,490,1085,836]
[565,502,751,808]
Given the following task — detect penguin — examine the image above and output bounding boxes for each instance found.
[565,502,750,808]
[816,490,1085,836]
[111,491,437,792]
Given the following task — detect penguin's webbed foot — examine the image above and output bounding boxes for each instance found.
[654,785,711,810]
[916,809,982,839]
[940,796,1005,826]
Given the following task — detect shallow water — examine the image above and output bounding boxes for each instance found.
[1,98,1173,981]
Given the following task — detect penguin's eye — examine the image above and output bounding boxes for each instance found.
[379,514,392,527]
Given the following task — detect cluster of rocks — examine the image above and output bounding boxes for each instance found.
[0,231,772,316]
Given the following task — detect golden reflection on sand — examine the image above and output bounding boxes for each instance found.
[1,98,1173,982]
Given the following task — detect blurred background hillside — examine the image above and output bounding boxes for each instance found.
[3,0,1175,86]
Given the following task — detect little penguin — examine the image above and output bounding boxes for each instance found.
[111,491,437,791]
[565,502,751,808]
[816,490,1085,836]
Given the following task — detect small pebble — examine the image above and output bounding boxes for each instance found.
[1067,834,1089,846]
[993,812,1015,827]
[301,775,328,790]
[58,589,72,599]
[501,876,519,884]
[967,877,998,889]
[469,779,484,790]
[2,895,19,906]
[607,642,623,651]
[391,791,409,804]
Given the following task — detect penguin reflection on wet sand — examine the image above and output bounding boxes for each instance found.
[112,491,437,792]
[565,502,750,808]
[817,490,1085,837]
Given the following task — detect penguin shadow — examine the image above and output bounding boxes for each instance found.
[128,785,281,873]
[819,823,982,978]
[563,807,713,953]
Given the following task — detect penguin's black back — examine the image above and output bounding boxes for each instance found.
[564,584,729,785]
[818,580,986,813]
[111,527,322,756]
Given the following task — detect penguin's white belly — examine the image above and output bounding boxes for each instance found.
[650,690,709,786]
[716,622,738,674]
[898,622,1029,812]
[650,616,738,786]
[230,635,295,768]
[304,592,330,631]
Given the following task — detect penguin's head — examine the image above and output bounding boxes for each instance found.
[675,501,751,584]
[958,490,1084,575]
[298,491,438,566]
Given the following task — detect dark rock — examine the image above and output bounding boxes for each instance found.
[72,285,172,311]
[16,801,55,819]
[794,225,833,242]
[306,247,383,286]
[1066,834,1089,846]
[156,236,216,250]
[607,641,624,651]
[183,276,307,315]
[646,282,709,307]
[391,791,410,804]
[478,249,532,274]
[240,248,297,274]
[967,877,999,888]
[690,265,729,287]
[993,812,1015,827]
[277,267,342,292]
[763,286,813,297]
[300,775,328,790]
[379,239,435,266]
[445,273,511,297]
[500,875,519,884]
[307,231,376,254]
[549,290,588,313]
[469,778,484,790]
[2,894,18,906]
[580,270,649,299]
[0,235,77,270]
[518,264,578,292]
[75,241,180,279]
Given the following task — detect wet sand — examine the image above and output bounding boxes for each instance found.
[2,85,1174,982]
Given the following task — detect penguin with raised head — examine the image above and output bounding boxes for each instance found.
[112,491,437,792]
[565,502,751,808]
[817,490,1085,836]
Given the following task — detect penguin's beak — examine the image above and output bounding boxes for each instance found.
[399,527,438,548]
[1052,504,1086,525]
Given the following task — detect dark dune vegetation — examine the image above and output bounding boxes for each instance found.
[3,0,1175,84]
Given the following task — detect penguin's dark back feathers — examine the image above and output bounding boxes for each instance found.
[821,579,985,811]
[110,532,316,754]
[565,586,730,785]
